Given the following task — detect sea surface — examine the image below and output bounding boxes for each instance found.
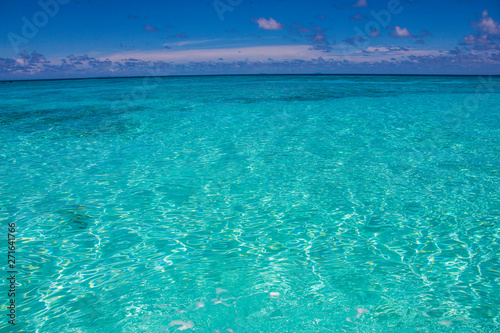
[1,75,499,332]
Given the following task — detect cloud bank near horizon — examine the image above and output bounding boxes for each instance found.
[1,43,499,80]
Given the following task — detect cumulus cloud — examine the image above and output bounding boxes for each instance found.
[477,10,500,35]
[390,27,430,38]
[21,50,48,64]
[464,34,492,45]
[391,26,412,38]
[253,18,284,30]
[462,10,500,50]
[353,0,367,8]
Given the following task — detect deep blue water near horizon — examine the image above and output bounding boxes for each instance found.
[0,75,499,332]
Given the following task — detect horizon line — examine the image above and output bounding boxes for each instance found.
[2,72,500,83]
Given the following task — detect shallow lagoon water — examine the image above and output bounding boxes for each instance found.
[0,75,499,332]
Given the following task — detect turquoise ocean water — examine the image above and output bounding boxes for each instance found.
[1,75,499,332]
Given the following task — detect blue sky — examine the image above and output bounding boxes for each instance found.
[1,0,499,79]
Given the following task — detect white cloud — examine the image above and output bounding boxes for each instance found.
[253,18,283,30]
[392,26,412,38]
[478,10,500,35]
